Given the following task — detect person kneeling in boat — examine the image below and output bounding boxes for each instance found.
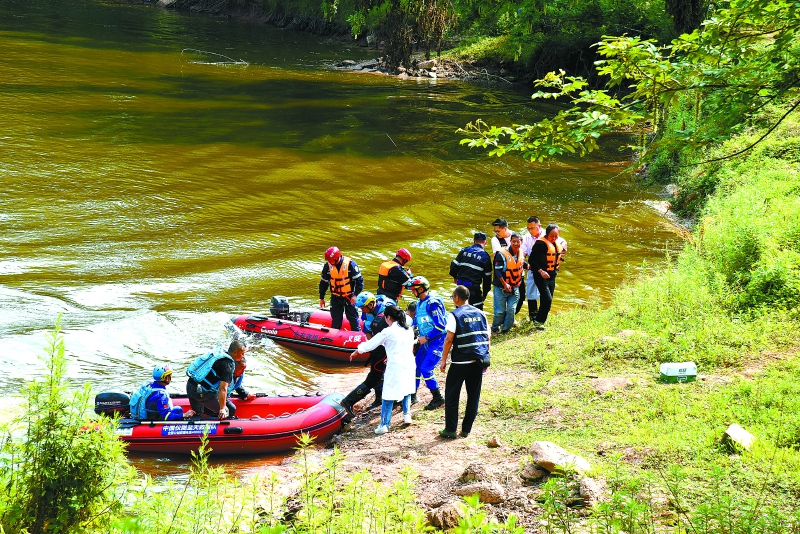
[341,291,395,414]
[350,305,416,435]
[186,339,248,420]
[130,365,195,420]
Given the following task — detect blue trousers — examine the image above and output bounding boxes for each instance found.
[492,286,519,332]
[380,395,411,428]
[415,340,443,391]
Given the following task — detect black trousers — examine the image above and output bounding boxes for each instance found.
[533,273,557,324]
[330,295,360,330]
[187,378,222,416]
[342,369,384,406]
[515,276,526,314]
[458,281,486,310]
[444,362,484,435]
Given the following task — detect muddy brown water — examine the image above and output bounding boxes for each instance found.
[0,0,680,474]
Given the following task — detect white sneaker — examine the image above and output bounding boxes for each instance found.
[374,425,389,435]
[403,413,412,424]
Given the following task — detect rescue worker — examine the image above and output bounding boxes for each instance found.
[225,357,256,418]
[530,224,565,329]
[130,365,195,420]
[319,246,363,331]
[377,248,413,301]
[492,232,523,334]
[406,276,447,410]
[185,339,247,419]
[438,285,490,439]
[520,216,545,321]
[340,291,396,414]
[449,232,492,309]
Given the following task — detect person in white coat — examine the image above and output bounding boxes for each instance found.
[350,305,416,434]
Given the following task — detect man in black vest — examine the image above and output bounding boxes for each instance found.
[438,285,490,439]
[449,232,492,310]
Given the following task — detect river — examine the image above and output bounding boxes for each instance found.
[0,0,679,472]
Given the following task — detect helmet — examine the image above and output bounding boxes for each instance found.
[153,365,173,382]
[396,248,412,263]
[405,276,430,292]
[324,246,341,264]
[355,291,376,309]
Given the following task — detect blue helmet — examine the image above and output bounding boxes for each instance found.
[355,291,377,309]
[153,365,173,382]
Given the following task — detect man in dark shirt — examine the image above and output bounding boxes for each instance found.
[449,232,492,309]
[319,246,364,330]
[186,339,247,419]
[529,224,565,329]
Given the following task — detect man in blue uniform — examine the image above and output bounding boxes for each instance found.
[449,232,492,310]
[407,276,447,410]
[130,365,195,420]
[438,285,490,439]
[319,246,364,331]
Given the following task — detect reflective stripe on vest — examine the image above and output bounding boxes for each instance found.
[499,248,523,288]
[378,259,404,297]
[545,240,564,272]
[451,305,490,363]
[330,256,354,298]
[417,295,446,338]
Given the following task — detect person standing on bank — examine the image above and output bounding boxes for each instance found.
[438,285,489,439]
[350,305,416,435]
[492,232,523,334]
[520,216,545,321]
[449,232,492,310]
[186,339,248,419]
[377,248,413,301]
[320,246,363,331]
[406,276,447,410]
[530,224,565,329]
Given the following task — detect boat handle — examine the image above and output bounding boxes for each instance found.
[223,426,244,434]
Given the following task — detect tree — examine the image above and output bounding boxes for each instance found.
[460,0,800,165]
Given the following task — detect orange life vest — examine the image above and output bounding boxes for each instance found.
[378,259,404,297]
[544,240,564,272]
[499,248,523,288]
[329,256,354,298]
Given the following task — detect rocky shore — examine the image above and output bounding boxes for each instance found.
[332,57,517,84]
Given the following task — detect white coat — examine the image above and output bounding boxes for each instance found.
[355,321,416,401]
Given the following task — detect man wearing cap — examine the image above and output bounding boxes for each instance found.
[130,365,195,420]
[449,233,492,310]
[377,248,413,301]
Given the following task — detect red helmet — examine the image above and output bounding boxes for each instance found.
[396,248,412,263]
[324,246,341,264]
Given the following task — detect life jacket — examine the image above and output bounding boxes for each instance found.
[129,383,157,420]
[377,259,405,298]
[499,248,523,288]
[544,240,564,272]
[451,305,490,363]
[227,373,244,396]
[362,295,396,334]
[416,294,447,339]
[186,347,234,393]
[329,256,354,298]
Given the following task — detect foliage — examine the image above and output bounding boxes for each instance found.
[0,317,133,534]
[451,494,524,533]
[460,0,800,165]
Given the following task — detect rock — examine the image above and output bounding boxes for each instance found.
[340,60,357,66]
[487,436,503,448]
[157,0,176,6]
[579,477,608,506]
[431,66,438,72]
[723,423,755,450]
[397,66,406,73]
[428,72,438,79]
[429,501,465,529]
[418,59,436,69]
[459,463,489,483]
[519,464,547,482]
[397,72,409,80]
[530,441,592,474]
[665,183,679,198]
[455,481,505,503]
[590,377,633,395]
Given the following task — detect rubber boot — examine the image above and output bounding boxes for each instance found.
[341,382,371,415]
[410,391,419,405]
[368,389,383,410]
[527,300,538,322]
[424,388,444,410]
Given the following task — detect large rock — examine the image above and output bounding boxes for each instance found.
[418,59,436,69]
[530,441,592,474]
[519,464,547,483]
[454,481,506,503]
[579,477,608,506]
[429,501,465,529]
[459,463,489,483]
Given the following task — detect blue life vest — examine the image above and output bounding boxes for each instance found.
[227,373,244,396]
[416,294,447,339]
[451,305,490,363]
[186,347,234,393]
[129,383,157,420]
[362,295,396,333]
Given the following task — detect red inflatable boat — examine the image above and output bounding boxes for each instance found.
[95,391,347,456]
[232,296,369,363]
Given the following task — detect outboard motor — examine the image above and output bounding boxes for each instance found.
[94,391,131,417]
[270,295,290,318]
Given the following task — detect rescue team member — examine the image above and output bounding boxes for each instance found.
[530,224,564,329]
[319,246,363,331]
[340,291,396,414]
[406,276,447,410]
[377,248,413,301]
[438,285,489,439]
[225,357,256,417]
[130,365,195,420]
[492,232,523,334]
[186,339,248,419]
[449,232,492,310]
[520,216,545,321]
